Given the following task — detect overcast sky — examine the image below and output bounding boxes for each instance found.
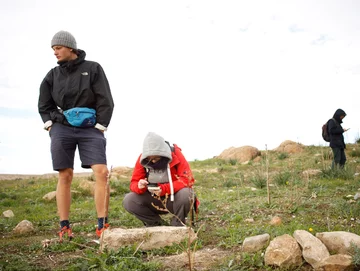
[1,0,360,174]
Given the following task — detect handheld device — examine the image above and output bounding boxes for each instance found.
[147,184,160,192]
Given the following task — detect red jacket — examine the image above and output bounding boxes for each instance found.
[129,144,195,197]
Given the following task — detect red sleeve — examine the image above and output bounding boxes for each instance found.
[158,144,195,196]
[129,154,147,194]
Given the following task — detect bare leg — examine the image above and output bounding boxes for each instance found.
[56,168,73,221]
[92,164,109,218]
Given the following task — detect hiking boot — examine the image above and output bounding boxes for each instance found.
[59,226,73,242]
[96,223,110,238]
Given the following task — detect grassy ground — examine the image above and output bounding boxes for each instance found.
[1,144,360,270]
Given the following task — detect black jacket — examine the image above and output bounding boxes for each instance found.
[38,50,114,127]
[328,108,346,149]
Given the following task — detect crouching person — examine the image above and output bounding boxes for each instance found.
[123,132,198,227]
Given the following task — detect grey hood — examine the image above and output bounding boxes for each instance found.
[140,132,172,166]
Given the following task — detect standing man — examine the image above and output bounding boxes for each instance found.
[328,108,348,169]
[38,30,114,241]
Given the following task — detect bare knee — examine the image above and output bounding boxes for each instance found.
[59,168,73,183]
[92,164,109,181]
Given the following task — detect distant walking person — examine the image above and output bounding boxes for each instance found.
[328,109,349,169]
[38,30,114,241]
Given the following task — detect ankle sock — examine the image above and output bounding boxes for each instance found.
[97,217,108,229]
[60,220,70,229]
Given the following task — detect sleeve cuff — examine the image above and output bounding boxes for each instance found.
[95,123,108,131]
[44,120,53,130]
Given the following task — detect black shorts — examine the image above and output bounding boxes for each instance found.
[49,123,107,171]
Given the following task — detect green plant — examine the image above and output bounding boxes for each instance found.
[2,144,360,270]
[351,242,360,268]
[322,149,333,160]
[321,166,355,180]
[249,172,267,189]
[78,247,161,271]
[349,148,360,157]
[228,159,238,165]
[277,152,289,160]
[273,171,292,186]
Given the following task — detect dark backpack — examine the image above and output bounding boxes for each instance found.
[322,118,337,142]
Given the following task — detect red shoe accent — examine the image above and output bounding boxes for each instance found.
[96,223,110,238]
[59,226,73,242]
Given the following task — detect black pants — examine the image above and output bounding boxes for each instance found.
[123,188,194,226]
[331,147,346,169]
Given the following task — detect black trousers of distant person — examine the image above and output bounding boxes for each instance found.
[331,147,346,169]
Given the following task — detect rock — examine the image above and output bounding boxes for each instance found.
[264,234,303,269]
[302,169,322,178]
[354,193,360,200]
[274,140,304,154]
[43,191,57,201]
[217,146,261,163]
[13,220,35,234]
[293,230,330,269]
[269,216,282,226]
[101,226,197,251]
[3,209,14,218]
[316,231,360,254]
[314,254,354,271]
[111,166,132,176]
[242,233,270,253]
[244,218,254,223]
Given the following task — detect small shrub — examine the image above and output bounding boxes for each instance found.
[239,251,265,269]
[273,171,292,186]
[223,178,239,188]
[321,166,355,180]
[228,159,238,165]
[349,148,360,158]
[323,150,333,160]
[277,152,289,160]
[351,242,360,268]
[250,172,267,189]
[1,199,15,207]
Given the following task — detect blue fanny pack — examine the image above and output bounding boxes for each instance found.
[63,107,96,127]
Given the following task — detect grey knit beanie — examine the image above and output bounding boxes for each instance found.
[51,30,77,49]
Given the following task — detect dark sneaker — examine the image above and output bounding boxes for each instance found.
[96,223,110,238]
[59,226,73,242]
